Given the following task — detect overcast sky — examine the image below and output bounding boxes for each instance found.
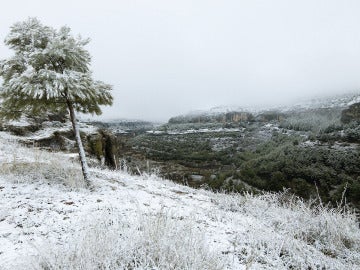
[1,0,360,121]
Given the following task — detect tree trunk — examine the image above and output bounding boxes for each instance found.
[67,101,91,187]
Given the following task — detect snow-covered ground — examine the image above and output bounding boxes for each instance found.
[0,132,359,270]
[3,116,98,142]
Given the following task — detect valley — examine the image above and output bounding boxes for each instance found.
[90,94,360,210]
[2,93,360,210]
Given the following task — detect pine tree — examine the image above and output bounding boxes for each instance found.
[0,18,113,187]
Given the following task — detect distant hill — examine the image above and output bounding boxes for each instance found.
[168,92,360,124]
[87,119,157,134]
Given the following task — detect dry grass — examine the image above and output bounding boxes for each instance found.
[35,209,225,270]
[0,139,84,188]
[213,190,360,269]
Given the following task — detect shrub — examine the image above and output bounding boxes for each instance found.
[213,191,360,269]
[36,209,224,270]
[0,140,84,188]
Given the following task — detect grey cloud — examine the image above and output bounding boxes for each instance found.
[1,0,360,121]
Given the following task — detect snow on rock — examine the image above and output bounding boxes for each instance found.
[6,116,32,127]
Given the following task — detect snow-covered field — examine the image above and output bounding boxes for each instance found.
[0,132,359,270]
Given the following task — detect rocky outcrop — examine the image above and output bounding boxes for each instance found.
[225,112,254,122]
[34,130,75,151]
[3,122,41,136]
[1,112,68,136]
[341,103,360,123]
[87,130,119,169]
[169,111,254,124]
[256,111,286,122]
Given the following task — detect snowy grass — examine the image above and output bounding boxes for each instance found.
[0,159,84,188]
[35,208,224,270]
[212,190,360,269]
[0,136,84,188]
[1,133,360,269]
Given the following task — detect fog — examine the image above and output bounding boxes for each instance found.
[1,0,360,121]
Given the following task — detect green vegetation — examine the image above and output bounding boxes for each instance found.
[120,109,360,209]
[238,134,360,205]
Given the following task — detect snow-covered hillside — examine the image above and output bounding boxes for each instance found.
[176,92,360,120]
[0,132,359,270]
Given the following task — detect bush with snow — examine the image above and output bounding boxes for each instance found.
[35,208,224,270]
[212,190,360,269]
[0,137,84,188]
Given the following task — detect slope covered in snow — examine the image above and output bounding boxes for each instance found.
[173,92,360,121]
[0,132,359,270]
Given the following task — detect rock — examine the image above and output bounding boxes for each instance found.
[169,111,254,124]
[4,122,41,136]
[190,174,204,182]
[255,111,286,122]
[87,130,119,169]
[341,102,360,123]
